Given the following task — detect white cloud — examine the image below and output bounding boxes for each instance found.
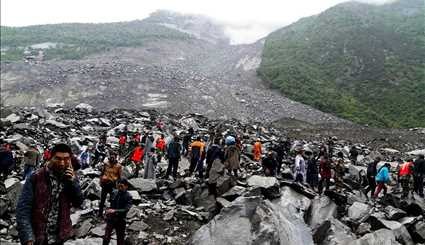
[0,0,399,44]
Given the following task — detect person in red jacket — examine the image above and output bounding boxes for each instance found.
[155,134,166,162]
[318,155,332,194]
[131,143,144,177]
[118,133,127,156]
[399,159,414,198]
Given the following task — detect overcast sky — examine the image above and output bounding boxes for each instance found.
[0,0,396,44]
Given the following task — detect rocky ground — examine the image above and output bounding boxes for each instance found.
[0,105,424,245]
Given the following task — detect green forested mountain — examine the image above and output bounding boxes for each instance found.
[258,0,425,128]
[1,17,191,61]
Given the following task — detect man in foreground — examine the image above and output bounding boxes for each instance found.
[17,143,83,245]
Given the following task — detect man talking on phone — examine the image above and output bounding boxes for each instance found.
[17,143,83,245]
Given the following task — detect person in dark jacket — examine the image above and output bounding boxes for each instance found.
[23,145,40,180]
[0,142,14,181]
[262,150,278,177]
[16,143,83,245]
[306,153,319,190]
[272,141,286,175]
[318,155,332,194]
[349,146,359,165]
[182,128,194,157]
[364,157,380,198]
[103,178,132,245]
[188,136,205,177]
[413,154,425,197]
[205,138,224,178]
[166,136,182,179]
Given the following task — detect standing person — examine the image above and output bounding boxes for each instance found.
[182,128,194,157]
[78,146,91,169]
[42,146,51,163]
[155,134,166,162]
[0,142,14,182]
[294,149,306,183]
[133,130,141,144]
[413,154,425,197]
[118,133,127,156]
[374,163,391,199]
[334,156,345,192]
[16,143,83,245]
[205,138,224,178]
[350,146,359,165]
[188,136,205,178]
[364,157,380,198]
[272,140,286,175]
[93,138,107,167]
[224,138,240,177]
[143,148,157,179]
[102,178,132,245]
[318,155,332,194]
[99,151,122,217]
[306,152,319,190]
[261,150,278,177]
[130,143,144,177]
[253,139,262,162]
[399,159,414,198]
[165,136,182,180]
[143,132,155,163]
[23,145,40,180]
[208,158,225,197]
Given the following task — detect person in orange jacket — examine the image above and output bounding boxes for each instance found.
[399,158,414,198]
[155,134,166,162]
[131,142,144,177]
[253,138,262,161]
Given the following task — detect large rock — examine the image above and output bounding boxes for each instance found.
[317,218,356,245]
[384,205,407,220]
[307,196,337,229]
[65,238,116,245]
[188,196,314,245]
[348,202,370,221]
[222,186,246,201]
[247,175,280,199]
[216,175,233,196]
[128,178,157,193]
[377,219,414,245]
[348,229,401,245]
[412,221,425,243]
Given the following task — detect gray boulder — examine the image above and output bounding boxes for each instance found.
[384,205,407,220]
[348,229,401,245]
[307,196,337,229]
[348,202,370,221]
[188,196,314,245]
[128,178,157,193]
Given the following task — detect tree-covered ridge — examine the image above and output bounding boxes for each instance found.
[258,0,425,128]
[1,20,191,60]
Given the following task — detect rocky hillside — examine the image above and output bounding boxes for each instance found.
[0,11,344,125]
[258,0,425,128]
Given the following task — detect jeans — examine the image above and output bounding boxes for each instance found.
[103,219,126,245]
[166,158,179,178]
[99,182,115,216]
[23,165,35,179]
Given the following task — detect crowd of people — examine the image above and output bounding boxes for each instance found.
[0,122,424,245]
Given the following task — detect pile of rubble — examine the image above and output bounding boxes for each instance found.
[0,105,424,245]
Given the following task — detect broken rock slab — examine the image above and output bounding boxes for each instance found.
[348,202,370,221]
[188,196,314,245]
[384,205,407,220]
[128,178,157,193]
[307,196,337,229]
[348,228,401,245]
[247,175,280,199]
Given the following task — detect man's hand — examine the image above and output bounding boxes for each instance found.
[26,241,33,245]
[105,209,116,215]
[64,165,75,181]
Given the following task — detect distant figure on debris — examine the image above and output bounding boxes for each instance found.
[189,136,205,178]
[144,148,157,179]
[78,146,91,169]
[262,150,278,177]
[272,140,286,175]
[130,143,144,177]
[118,132,127,156]
[102,178,132,245]
[182,128,194,157]
[399,158,414,198]
[133,130,141,143]
[334,155,345,192]
[224,137,240,177]
[93,138,107,167]
[0,142,14,181]
[294,149,305,183]
[155,134,166,162]
[17,143,83,245]
[373,162,391,199]
[99,151,122,217]
[413,154,425,198]
[206,138,224,178]
[253,139,262,161]
[42,146,51,163]
[165,136,182,180]
[318,155,331,194]
[306,152,319,190]
[350,146,359,165]
[364,157,380,198]
[208,158,225,197]
[23,145,40,180]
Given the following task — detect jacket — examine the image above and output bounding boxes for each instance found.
[16,166,83,244]
[156,138,166,151]
[131,146,144,162]
[206,144,223,165]
[414,158,425,175]
[190,141,205,159]
[23,149,40,167]
[375,166,390,183]
[399,161,414,177]
[0,147,14,170]
[167,140,181,159]
[107,189,133,221]
[101,162,122,183]
[224,145,240,170]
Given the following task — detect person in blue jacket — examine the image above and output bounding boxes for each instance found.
[373,162,391,199]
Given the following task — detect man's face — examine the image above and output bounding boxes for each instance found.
[50,152,71,174]
[117,183,128,192]
[109,155,117,163]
